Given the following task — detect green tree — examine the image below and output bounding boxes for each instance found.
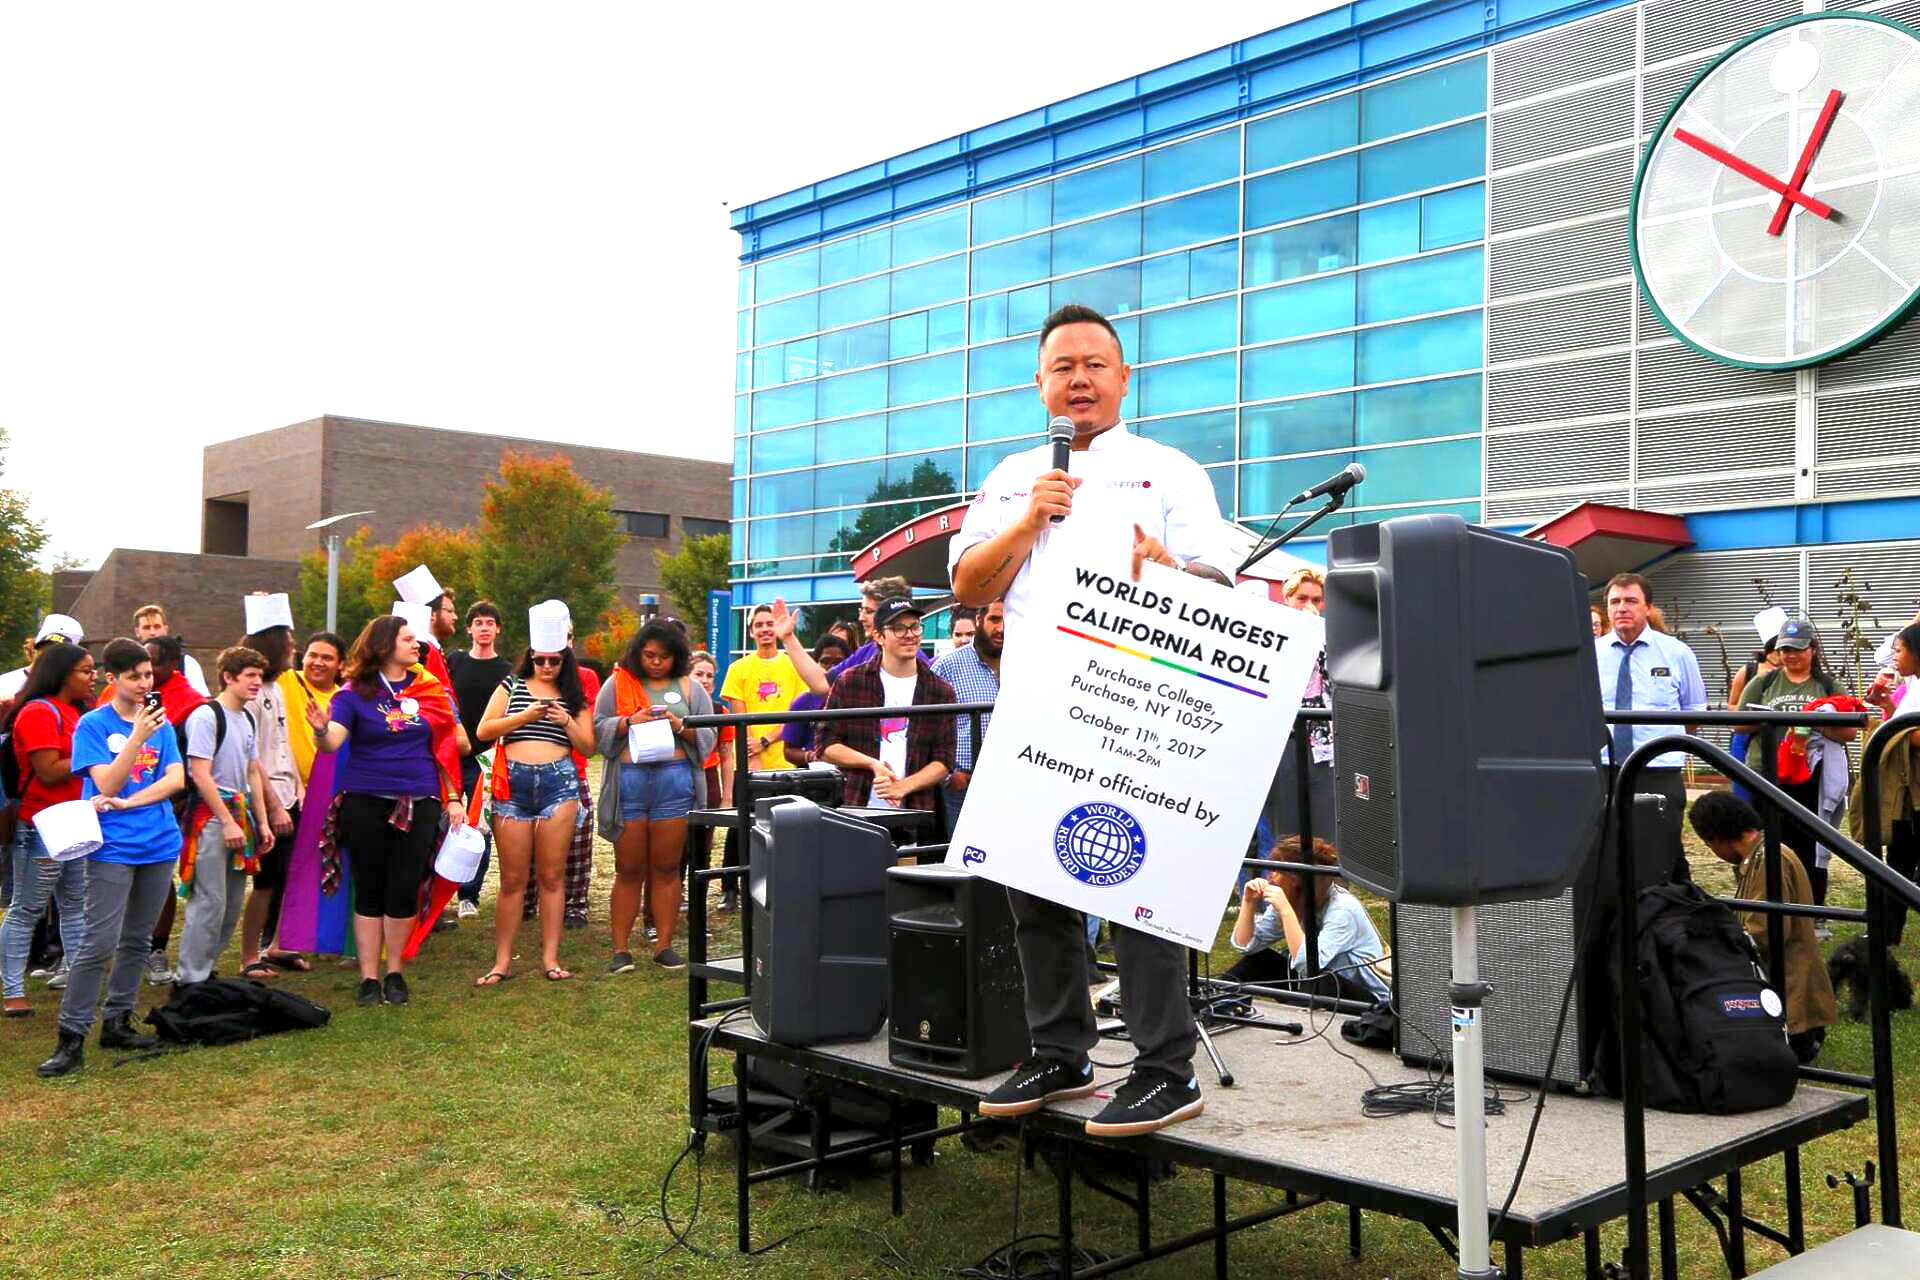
[295,526,378,643]
[364,524,485,627]
[476,451,623,653]
[0,430,50,659]
[655,533,730,639]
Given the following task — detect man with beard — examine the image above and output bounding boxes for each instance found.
[931,598,1003,836]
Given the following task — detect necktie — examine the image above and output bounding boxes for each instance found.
[1611,643,1636,766]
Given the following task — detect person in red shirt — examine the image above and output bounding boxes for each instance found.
[2,643,96,1015]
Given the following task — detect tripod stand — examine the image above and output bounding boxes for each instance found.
[1185,949,1303,1087]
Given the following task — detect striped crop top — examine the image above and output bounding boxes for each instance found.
[501,677,577,748]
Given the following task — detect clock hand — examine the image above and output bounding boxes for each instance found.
[1672,127,1838,220]
[1767,88,1844,236]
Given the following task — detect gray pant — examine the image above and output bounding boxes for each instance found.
[1005,886,1196,1079]
[59,858,176,1036]
[176,823,247,985]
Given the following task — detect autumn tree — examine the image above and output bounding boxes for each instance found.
[476,451,623,653]
[655,533,730,639]
[365,524,485,625]
[295,527,378,643]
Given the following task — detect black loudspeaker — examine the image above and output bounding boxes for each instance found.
[887,864,1028,1078]
[1325,515,1606,905]
[1392,794,1678,1086]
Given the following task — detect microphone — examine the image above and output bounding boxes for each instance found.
[1290,462,1366,507]
[1047,416,1075,524]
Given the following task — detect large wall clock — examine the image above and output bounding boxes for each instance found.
[1632,12,1920,369]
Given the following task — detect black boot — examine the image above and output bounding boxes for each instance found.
[36,1029,85,1078]
[99,1012,158,1051]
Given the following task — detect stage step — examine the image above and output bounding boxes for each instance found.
[1749,1225,1920,1276]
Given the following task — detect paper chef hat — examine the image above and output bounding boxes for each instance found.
[393,564,444,606]
[391,601,434,643]
[243,592,294,635]
[529,600,571,653]
[1754,606,1789,643]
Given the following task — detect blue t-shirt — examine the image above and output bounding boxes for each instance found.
[1233,885,1392,1005]
[71,705,185,866]
[329,674,442,798]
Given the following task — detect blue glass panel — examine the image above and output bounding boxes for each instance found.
[734,394,749,434]
[816,508,863,554]
[1245,154,1357,232]
[889,399,964,453]
[1353,437,1481,506]
[816,413,886,464]
[971,293,1010,342]
[1356,311,1483,383]
[750,470,813,513]
[1137,409,1234,464]
[750,513,815,559]
[754,293,818,345]
[817,366,888,420]
[1138,353,1235,416]
[1110,315,1140,365]
[1358,248,1483,324]
[736,310,752,351]
[820,227,889,286]
[1242,333,1355,402]
[1245,95,1358,173]
[784,337,820,381]
[732,478,748,519]
[1356,373,1481,446]
[735,352,749,392]
[967,435,1040,487]
[1143,185,1238,255]
[752,344,784,389]
[737,269,753,309]
[731,522,748,561]
[815,458,886,509]
[1243,392,1354,457]
[929,302,966,352]
[1141,297,1236,363]
[1052,210,1141,277]
[752,381,816,430]
[1244,213,1355,287]
[890,448,962,492]
[1242,274,1355,346]
[819,274,890,330]
[755,248,818,302]
[973,183,1052,245]
[1140,251,1189,309]
[751,425,815,472]
[1010,284,1051,335]
[1351,500,1482,524]
[1189,242,1238,297]
[1358,120,1486,204]
[1052,262,1140,319]
[970,336,1035,392]
[1207,464,1235,519]
[1360,57,1486,143]
[968,386,1039,440]
[733,435,749,475]
[894,206,967,265]
[815,322,887,376]
[1054,156,1140,224]
[891,353,963,406]
[1241,454,1353,518]
[1145,128,1239,200]
[1421,183,1485,249]
[1358,199,1419,263]
[890,311,928,360]
[972,233,1050,292]
[892,254,966,311]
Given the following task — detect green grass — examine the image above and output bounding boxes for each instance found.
[2,794,1918,1279]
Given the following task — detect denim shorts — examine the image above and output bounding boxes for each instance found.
[495,758,581,822]
[618,759,695,822]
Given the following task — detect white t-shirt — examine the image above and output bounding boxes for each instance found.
[946,420,1233,644]
[869,668,919,809]
[182,653,209,696]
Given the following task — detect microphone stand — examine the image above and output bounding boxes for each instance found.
[1236,488,1352,578]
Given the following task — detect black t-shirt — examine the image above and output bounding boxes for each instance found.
[446,650,513,742]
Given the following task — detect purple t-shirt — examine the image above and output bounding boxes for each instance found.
[329,673,441,798]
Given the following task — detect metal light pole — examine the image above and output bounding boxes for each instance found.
[305,510,376,633]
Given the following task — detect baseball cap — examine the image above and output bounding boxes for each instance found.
[873,597,924,631]
[1774,617,1816,651]
[34,614,83,647]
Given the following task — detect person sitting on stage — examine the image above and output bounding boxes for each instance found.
[1686,790,1836,1063]
[1226,836,1390,1008]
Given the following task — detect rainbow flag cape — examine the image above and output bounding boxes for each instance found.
[276,747,354,956]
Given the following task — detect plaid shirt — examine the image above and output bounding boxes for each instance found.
[816,655,957,810]
[929,644,998,772]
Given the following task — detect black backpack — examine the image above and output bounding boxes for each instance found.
[1600,882,1799,1113]
[144,978,330,1047]
[180,699,255,759]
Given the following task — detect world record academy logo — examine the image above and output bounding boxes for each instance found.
[1054,802,1148,887]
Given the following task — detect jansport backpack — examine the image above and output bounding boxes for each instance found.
[144,978,330,1047]
[1601,881,1800,1113]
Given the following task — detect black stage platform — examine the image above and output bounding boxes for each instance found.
[696,1014,1868,1278]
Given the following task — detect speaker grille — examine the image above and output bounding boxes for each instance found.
[1332,694,1399,895]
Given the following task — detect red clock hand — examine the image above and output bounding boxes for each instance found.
[1766,88,1844,236]
[1672,127,1838,221]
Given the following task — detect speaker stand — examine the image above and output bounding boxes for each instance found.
[1184,951,1304,1089]
[1450,905,1500,1279]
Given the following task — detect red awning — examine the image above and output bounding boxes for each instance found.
[1523,501,1693,583]
[850,502,971,588]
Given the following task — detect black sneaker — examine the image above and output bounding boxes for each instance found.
[357,978,383,1007]
[608,951,637,975]
[1083,1068,1203,1137]
[977,1057,1096,1119]
[653,947,687,971]
[383,972,410,1005]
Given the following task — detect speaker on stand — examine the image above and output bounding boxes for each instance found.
[887,864,1028,1077]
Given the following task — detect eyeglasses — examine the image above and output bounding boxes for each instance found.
[531,655,564,667]
[884,623,924,637]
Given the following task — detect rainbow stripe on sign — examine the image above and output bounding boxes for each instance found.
[1056,625,1268,699]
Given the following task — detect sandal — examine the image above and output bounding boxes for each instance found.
[241,962,278,980]
[543,967,573,982]
[475,969,513,987]
[263,953,312,973]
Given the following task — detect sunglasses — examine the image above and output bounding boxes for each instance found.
[531,655,564,668]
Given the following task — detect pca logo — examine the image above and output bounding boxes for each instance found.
[1054,802,1148,887]
[961,846,987,867]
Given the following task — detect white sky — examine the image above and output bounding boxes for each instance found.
[1,1,1327,566]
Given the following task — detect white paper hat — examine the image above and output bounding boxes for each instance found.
[1754,606,1789,643]
[34,613,83,646]
[32,799,102,861]
[536,598,572,624]
[391,601,433,640]
[529,600,571,653]
[243,592,294,635]
[392,564,444,606]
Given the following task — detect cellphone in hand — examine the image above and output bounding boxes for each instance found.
[143,692,164,714]
[648,704,668,715]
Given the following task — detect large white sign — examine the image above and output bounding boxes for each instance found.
[950,527,1323,949]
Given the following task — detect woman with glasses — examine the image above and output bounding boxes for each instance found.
[473,622,594,984]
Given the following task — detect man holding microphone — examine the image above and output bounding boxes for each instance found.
[949,303,1232,1137]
